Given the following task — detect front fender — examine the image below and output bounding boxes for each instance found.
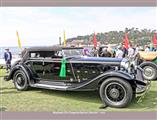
[97,69,147,88]
[7,64,31,83]
[70,70,136,91]
[97,70,134,82]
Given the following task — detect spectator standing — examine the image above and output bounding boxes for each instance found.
[128,44,135,59]
[82,47,90,56]
[122,45,128,58]
[91,47,99,57]
[115,46,123,58]
[107,46,113,57]
[133,44,139,57]
[153,46,157,51]
[4,48,12,73]
[144,45,150,52]
[101,47,108,57]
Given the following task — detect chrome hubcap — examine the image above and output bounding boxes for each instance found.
[144,66,154,77]
[17,77,22,84]
[15,73,25,87]
[105,82,126,102]
[109,88,120,99]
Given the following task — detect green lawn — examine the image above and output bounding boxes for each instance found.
[0,69,157,112]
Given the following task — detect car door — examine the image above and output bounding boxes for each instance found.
[25,52,44,79]
[42,51,74,81]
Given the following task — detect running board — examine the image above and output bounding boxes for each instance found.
[31,83,68,90]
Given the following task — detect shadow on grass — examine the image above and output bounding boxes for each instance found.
[1,86,101,104]
[30,88,157,110]
[1,91,21,94]
[128,90,157,109]
[37,88,101,104]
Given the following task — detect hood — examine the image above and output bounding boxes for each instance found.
[70,56,123,63]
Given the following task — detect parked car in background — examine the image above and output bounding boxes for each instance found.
[137,51,157,80]
[5,45,149,108]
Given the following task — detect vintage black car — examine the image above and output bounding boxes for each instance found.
[6,46,148,108]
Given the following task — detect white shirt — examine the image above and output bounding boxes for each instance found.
[128,48,134,58]
[145,48,150,52]
[115,49,123,58]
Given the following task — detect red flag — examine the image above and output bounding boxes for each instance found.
[93,32,97,48]
[153,32,157,47]
[123,33,129,49]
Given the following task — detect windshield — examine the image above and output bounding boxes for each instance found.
[62,49,82,57]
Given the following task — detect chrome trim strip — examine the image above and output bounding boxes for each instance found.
[32,83,68,89]
[25,59,120,65]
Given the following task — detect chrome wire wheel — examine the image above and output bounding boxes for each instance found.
[140,62,157,80]
[15,73,25,88]
[13,70,29,91]
[143,66,156,80]
[105,82,126,103]
[99,77,133,108]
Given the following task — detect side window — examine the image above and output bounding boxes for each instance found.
[29,51,63,59]
[30,52,41,58]
[52,51,63,58]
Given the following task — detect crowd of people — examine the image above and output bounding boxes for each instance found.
[82,43,157,60]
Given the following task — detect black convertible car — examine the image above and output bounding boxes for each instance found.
[5,46,148,108]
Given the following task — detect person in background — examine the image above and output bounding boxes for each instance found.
[107,45,113,57]
[115,45,123,58]
[4,48,12,73]
[151,45,157,52]
[101,47,108,57]
[153,45,157,51]
[91,47,99,57]
[82,47,90,56]
[144,45,150,52]
[133,44,139,57]
[149,44,154,51]
[122,45,128,58]
[128,44,135,59]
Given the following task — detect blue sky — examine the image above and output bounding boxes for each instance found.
[0,7,156,47]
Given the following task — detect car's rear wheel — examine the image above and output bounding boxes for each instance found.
[140,62,157,80]
[13,70,29,91]
[99,77,133,108]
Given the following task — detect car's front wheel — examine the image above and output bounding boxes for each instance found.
[13,70,29,91]
[99,77,133,108]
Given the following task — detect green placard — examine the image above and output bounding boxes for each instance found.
[59,58,67,77]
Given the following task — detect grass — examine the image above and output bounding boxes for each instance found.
[0,69,157,112]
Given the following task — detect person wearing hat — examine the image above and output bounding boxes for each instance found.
[4,48,12,73]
